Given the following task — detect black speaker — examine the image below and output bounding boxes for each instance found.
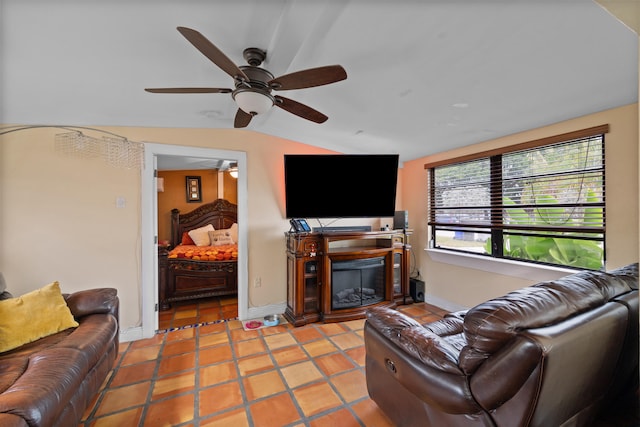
[410,278,425,302]
[393,210,408,229]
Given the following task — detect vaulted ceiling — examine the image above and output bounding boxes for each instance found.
[1,0,637,163]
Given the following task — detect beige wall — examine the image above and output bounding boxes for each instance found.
[0,127,142,327]
[0,126,381,331]
[401,103,639,309]
[1,104,637,331]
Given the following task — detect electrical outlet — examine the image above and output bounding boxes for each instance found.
[254,277,261,288]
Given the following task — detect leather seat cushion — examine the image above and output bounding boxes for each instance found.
[0,348,89,426]
[52,314,118,369]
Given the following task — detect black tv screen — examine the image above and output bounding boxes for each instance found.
[284,154,399,219]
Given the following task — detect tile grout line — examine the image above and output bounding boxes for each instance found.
[259,324,309,426]
[79,339,128,425]
[138,329,168,425]
[306,323,369,426]
[232,319,258,427]
[83,299,446,426]
[261,321,366,425]
[327,324,370,426]
[192,317,201,427]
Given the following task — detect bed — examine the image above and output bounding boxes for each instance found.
[158,199,238,310]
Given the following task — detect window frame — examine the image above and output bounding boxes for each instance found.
[425,125,608,271]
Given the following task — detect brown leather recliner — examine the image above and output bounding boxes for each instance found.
[365,263,638,427]
[0,288,119,427]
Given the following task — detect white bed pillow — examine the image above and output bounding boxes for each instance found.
[208,229,234,246]
[228,223,238,243]
[188,224,214,246]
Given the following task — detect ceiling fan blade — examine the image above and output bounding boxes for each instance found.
[269,65,347,91]
[145,88,232,94]
[176,26,249,82]
[275,96,328,124]
[234,109,253,128]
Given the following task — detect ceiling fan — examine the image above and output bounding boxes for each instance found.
[145,27,347,128]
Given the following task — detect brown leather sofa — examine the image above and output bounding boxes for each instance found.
[0,288,119,427]
[365,263,638,427]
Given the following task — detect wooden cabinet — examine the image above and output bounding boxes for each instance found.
[394,229,412,304]
[158,246,170,310]
[284,230,411,326]
[285,233,322,326]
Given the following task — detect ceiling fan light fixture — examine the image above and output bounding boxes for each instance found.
[233,88,274,115]
[146,28,346,125]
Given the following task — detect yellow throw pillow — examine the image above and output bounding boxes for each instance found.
[0,282,79,353]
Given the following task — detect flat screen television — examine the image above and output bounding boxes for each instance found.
[284,154,399,219]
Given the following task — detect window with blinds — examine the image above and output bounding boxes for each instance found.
[428,129,605,270]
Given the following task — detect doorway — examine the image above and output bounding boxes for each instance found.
[141,143,248,339]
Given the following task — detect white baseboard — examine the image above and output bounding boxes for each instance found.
[119,326,143,343]
[424,295,468,313]
[246,302,287,320]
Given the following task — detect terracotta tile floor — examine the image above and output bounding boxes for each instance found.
[78,299,447,426]
[79,298,638,426]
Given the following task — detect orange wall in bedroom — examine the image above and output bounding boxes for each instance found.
[157,169,238,243]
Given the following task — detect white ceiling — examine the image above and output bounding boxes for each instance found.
[2,0,637,164]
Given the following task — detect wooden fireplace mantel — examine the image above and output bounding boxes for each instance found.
[283,230,412,326]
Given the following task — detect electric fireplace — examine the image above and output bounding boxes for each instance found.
[285,230,407,326]
[331,256,386,310]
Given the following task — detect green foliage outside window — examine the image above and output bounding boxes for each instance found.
[484,191,604,270]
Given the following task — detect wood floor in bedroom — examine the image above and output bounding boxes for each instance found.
[157,296,239,332]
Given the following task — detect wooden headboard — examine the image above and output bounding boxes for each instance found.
[170,199,238,246]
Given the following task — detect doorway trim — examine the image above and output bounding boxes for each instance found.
[140,143,248,339]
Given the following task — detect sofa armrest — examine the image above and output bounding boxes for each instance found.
[64,288,119,320]
[469,336,543,410]
[445,310,468,321]
[0,413,29,427]
[366,307,462,374]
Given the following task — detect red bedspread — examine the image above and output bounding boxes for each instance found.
[168,244,238,261]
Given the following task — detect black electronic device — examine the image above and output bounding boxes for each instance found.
[410,278,425,302]
[284,154,399,218]
[290,218,311,233]
[393,210,408,229]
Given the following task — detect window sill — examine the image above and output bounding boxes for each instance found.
[425,248,577,282]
